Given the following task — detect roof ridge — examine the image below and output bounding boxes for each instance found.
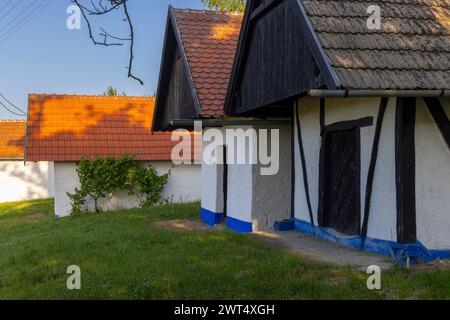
[28,94,155,99]
[172,7,243,16]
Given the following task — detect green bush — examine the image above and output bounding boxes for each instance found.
[67,154,170,214]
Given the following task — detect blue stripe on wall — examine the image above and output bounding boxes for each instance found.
[226,216,252,233]
[200,207,223,226]
[295,219,450,264]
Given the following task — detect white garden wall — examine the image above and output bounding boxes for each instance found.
[0,161,54,203]
[54,161,200,217]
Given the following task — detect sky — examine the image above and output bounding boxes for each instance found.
[0,0,204,119]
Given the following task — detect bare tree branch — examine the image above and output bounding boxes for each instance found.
[122,1,143,85]
[72,0,144,85]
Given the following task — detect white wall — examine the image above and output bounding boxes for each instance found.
[415,98,450,249]
[201,128,225,214]
[294,97,397,241]
[54,161,201,217]
[0,161,54,203]
[201,124,292,231]
[54,162,79,217]
[252,125,292,231]
[225,125,253,225]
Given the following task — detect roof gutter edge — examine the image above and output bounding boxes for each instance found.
[308,89,450,98]
[171,119,292,128]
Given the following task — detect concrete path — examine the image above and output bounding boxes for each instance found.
[252,230,392,270]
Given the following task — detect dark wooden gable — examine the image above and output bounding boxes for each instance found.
[225,0,340,115]
[153,8,200,131]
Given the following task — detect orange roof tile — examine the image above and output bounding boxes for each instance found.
[0,120,26,160]
[173,8,243,118]
[26,95,200,162]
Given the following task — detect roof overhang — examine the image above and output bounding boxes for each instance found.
[308,89,450,98]
[170,118,292,128]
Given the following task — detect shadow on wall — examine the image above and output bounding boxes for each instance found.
[0,161,53,201]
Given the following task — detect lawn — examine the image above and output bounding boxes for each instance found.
[0,199,449,300]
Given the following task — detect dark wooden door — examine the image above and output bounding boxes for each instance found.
[321,128,361,235]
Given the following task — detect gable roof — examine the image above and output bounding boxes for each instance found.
[153,7,242,130]
[225,0,450,113]
[0,120,26,160]
[174,8,243,117]
[302,0,450,90]
[26,94,196,162]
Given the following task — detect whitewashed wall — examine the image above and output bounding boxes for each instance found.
[415,98,450,249]
[294,97,398,242]
[252,125,292,231]
[201,128,225,214]
[54,161,200,217]
[201,124,292,232]
[0,161,54,203]
[224,125,254,226]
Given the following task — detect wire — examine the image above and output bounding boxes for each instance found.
[0,99,26,117]
[0,92,26,115]
[0,0,36,32]
[0,0,24,23]
[0,1,12,15]
[0,0,53,44]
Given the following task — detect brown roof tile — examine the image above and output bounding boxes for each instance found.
[26,95,199,162]
[302,0,450,89]
[0,120,26,159]
[173,8,243,117]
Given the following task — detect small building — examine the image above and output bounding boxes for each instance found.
[0,120,54,203]
[154,1,450,263]
[154,8,292,231]
[225,0,450,262]
[26,94,201,217]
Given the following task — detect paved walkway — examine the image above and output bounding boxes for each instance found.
[252,230,392,270]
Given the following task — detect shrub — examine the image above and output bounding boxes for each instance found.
[67,154,170,214]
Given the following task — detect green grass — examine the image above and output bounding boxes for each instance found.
[0,199,449,300]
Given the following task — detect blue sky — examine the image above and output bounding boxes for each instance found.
[0,0,203,119]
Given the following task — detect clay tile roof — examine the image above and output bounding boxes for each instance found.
[0,120,26,160]
[173,8,243,117]
[302,0,450,89]
[26,95,200,162]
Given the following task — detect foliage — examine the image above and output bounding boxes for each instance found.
[129,165,170,208]
[67,154,169,214]
[202,0,246,12]
[103,86,126,96]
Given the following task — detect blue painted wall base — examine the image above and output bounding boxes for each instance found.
[274,219,295,231]
[200,208,223,226]
[226,216,252,233]
[294,219,450,264]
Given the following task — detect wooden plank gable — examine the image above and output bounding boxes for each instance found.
[225,0,340,115]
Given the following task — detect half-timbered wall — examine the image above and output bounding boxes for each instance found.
[294,97,398,241]
[415,98,450,249]
[294,96,450,251]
